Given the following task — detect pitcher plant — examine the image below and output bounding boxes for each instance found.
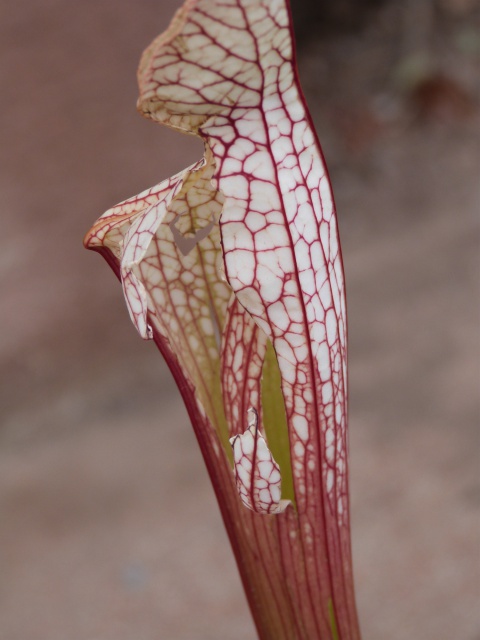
[85,0,361,637]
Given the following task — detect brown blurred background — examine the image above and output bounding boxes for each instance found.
[1,0,479,638]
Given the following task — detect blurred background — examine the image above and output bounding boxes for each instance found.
[0,0,479,638]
